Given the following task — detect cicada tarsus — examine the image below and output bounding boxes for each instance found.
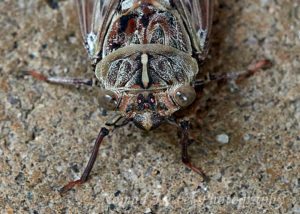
[26,0,269,194]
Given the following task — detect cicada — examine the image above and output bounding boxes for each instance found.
[29,0,214,193]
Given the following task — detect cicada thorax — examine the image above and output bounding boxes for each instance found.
[94,0,199,130]
[102,1,192,56]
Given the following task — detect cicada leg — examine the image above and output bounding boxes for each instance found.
[24,71,93,86]
[60,127,109,195]
[194,59,271,87]
[180,121,206,181]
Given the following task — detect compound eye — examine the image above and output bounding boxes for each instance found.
[174,85,196,107]
[99,90,118,110]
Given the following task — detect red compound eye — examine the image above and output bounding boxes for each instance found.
[144,103,149,109]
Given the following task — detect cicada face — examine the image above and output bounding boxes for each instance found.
[76,0,214,130]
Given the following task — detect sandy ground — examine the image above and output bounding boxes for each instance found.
[0,0,299,213]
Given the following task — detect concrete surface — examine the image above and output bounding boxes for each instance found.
[0,0,299,213]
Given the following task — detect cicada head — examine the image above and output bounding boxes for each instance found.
[120,92,172,131]
[114,84,196,131]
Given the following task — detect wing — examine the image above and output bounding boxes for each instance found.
[76,0,119,58]
[174,0,214,60]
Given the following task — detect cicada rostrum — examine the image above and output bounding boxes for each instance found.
[27,0,268,194]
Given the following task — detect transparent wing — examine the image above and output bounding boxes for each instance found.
[76,0,119,58]
[174,0,214,59]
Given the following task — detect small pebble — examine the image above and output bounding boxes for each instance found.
[114,190,121,197]
[216,134,229,144]
[243,133,250,141]
[26,192,32,200]
[55,166,62,172]
[109,204,115,210]
[144,208,152,213]
[41,44,47,49]
[198,182,208,192]
[9,96,19,105]
[163,196,169,206]
[292,205,300,213]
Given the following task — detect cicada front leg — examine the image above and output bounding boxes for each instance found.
[180,121,206,181]
[59,115,129,195]
[59,127,109,195]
